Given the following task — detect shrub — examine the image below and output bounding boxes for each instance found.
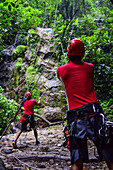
[0,86,18,130]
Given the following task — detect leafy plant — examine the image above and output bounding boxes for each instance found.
[15,57,22,71]
[0,86,18,130]
[14,45,26,58]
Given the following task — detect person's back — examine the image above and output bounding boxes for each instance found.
[57,60,97,110]
[24,99,39,115]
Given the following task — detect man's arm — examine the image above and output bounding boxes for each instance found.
[57,67,61,80]
[34,98,41,106]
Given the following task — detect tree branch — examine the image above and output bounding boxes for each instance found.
[34,113,51,125]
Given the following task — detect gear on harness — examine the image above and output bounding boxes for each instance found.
[62,124,70,148]
[93,113,113,160]
[98,113,113,144]
[62,116,77,149]
[19,116,26,124]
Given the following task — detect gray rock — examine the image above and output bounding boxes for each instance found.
[40,106,62,122]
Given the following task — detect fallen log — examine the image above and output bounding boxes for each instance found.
[49,121,63,126]
[34,113,64,126]
[34,113,51,125]
[8,154,70,162]
[8,155,103,163]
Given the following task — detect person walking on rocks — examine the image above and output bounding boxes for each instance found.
[57,38,113,170]
[13,92,40,148]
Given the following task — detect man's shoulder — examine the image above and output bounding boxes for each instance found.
[84,62,94,67]
[58,63,68,68]
[57,63,68,72]
[28,99,36,103]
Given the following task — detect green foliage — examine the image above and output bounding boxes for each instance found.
[34,56,39,67]
[16,58,22,71]
[79,24,113,101]
[101,99,113,119]
[0,86,18,130]
[32,88,41,101]
[14,45,26,58]
[26,66,41,100]
[26,66,36,80]
[0,0,41,45]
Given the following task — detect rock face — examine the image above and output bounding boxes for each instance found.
[0,48,16,91]
[1,27,67,124]
[33,28,67,123]
[40,106,62,122]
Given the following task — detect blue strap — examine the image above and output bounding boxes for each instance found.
[22,97,26,102]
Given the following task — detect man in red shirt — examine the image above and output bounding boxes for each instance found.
[13,92,40,148]
[57,39,113,170]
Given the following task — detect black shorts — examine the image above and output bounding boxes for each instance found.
[20,115,36,131]
[67,103,113,164]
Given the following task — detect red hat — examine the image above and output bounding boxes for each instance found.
[67,39,85,58]
[25,92,32,99]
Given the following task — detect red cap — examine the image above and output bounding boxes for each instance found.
[25,92,32,99]
[67,39,85,58]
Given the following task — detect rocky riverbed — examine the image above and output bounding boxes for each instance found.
[0,125,109,170]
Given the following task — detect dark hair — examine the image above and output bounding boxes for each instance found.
[69,55,82,61]
[27,96,31,100]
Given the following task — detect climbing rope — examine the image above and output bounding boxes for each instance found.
[52,0,59,37]
[2,79,26,95]
[59,41,67,63]
[26,37,53,92]
[0,34,28,55]
[12,156,39,170]
[0,3,81,140]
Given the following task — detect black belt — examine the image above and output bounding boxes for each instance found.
[23,114,34,119]
[67,103,102,124]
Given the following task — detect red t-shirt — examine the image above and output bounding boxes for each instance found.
[24,99,39,115]
[57,61,97,110]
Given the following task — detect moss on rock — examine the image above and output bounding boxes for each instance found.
[13,45,26,59]
[16,58,22,72]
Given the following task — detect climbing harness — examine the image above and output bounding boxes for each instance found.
[60,101,113,164]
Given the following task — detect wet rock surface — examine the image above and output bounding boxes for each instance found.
[0,125,109,170]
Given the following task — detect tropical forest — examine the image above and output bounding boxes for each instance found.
[0,0,113,169]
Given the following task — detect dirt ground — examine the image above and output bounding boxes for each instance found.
[0,125,109,170]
